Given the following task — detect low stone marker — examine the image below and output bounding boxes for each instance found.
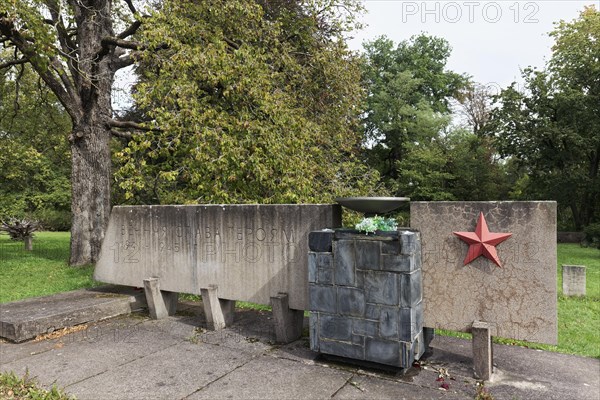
[95,204,341,342]
[411,201,558,380]
[562,265,586,296]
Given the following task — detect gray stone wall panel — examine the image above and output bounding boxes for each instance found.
[410,201,558,345]
[96,204,341,310]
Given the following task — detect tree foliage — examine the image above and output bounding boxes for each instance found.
[395,128,511,201]
[362,35,467,188]
[0,62,71,230]
[1,1,173,265]
[490,7,600,229]
[115,0,379,204]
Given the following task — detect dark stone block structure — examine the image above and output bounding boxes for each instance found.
[308,229,425,369]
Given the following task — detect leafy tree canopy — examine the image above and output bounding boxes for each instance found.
[490,6,600,229]
[114,0,380,204]
[0,61,71,229]
[362,35,468,190]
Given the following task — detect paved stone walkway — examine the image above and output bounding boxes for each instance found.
[1,301,598,400]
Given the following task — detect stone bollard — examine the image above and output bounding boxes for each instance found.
[24,236,33,251]
[562,265,586,296]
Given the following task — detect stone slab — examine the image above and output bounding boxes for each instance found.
[1,318,184,388]
[332,374,466,399]
[187,355,352,400]
[410,201,557,344]
[1,308,598,400]
[66,341,255,400]
[95,205,341,311]
[427,335,600,400]
[0,286,145,342]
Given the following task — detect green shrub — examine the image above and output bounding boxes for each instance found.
[33,208,71,231]
[583,223,600,249]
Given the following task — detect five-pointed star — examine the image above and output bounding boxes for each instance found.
[453,212,512,267]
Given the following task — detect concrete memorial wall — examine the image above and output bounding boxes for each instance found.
[95,205,341,310]
[410,201,557,345]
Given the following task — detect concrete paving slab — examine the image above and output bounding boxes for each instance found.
[1,317,182,387]
[272,337,319,363]
[66,341,257,400]
[0,286,145,342]
[188,354,352,400]
[1,303,598,400]
[332,374,467,400]
[425,336,600,400]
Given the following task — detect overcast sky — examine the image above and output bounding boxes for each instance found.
[348,1,597,93]
[114,1,597,111]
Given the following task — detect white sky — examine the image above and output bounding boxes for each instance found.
[113,1,598,111]
[349,0,598,92]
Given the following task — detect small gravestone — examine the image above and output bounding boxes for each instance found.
[562,265,586,296]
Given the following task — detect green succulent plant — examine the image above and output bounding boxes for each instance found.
[355,216,398,234]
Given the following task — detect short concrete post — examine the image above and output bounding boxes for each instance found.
[270,292,304,343]
[143,277,178,319]
[562,265,586,296]
[24,236,33,251]
[423,327,435,349]
[200,285,235,330]
[472,321,493,381]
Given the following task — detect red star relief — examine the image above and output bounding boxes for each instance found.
[453,212,512,267]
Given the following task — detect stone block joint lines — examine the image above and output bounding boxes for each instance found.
[308,229,425,369]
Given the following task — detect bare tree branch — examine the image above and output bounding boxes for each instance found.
[49,56,81,110]
[117,20,142,39]
[223,36,240,50]
[107,119,161,131]
[44,0,78,61]
[102,36,144,51]
[110,129,133,139]
[113,53,137,70]
[124,0,137,15]
[0,57,28,69]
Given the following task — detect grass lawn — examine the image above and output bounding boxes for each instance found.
[0,232,98,303]
[1,234,598,358]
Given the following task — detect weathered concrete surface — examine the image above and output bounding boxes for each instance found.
[143,277,178,319]
[95,205,341,310]
[472,321,493,380]
[411,202,557,345]
[562,265,586,296]
[187,356,352,400]
[0,286,145,342]
[271,292,304,343]
[427,336,600,400]
[1,302,598,400]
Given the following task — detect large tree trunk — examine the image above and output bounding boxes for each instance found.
[69,124,112,266]
[2,0,129,265]
[68,0,116,266]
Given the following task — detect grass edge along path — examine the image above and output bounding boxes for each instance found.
[0,234,598,358]
[0,371,73,400]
